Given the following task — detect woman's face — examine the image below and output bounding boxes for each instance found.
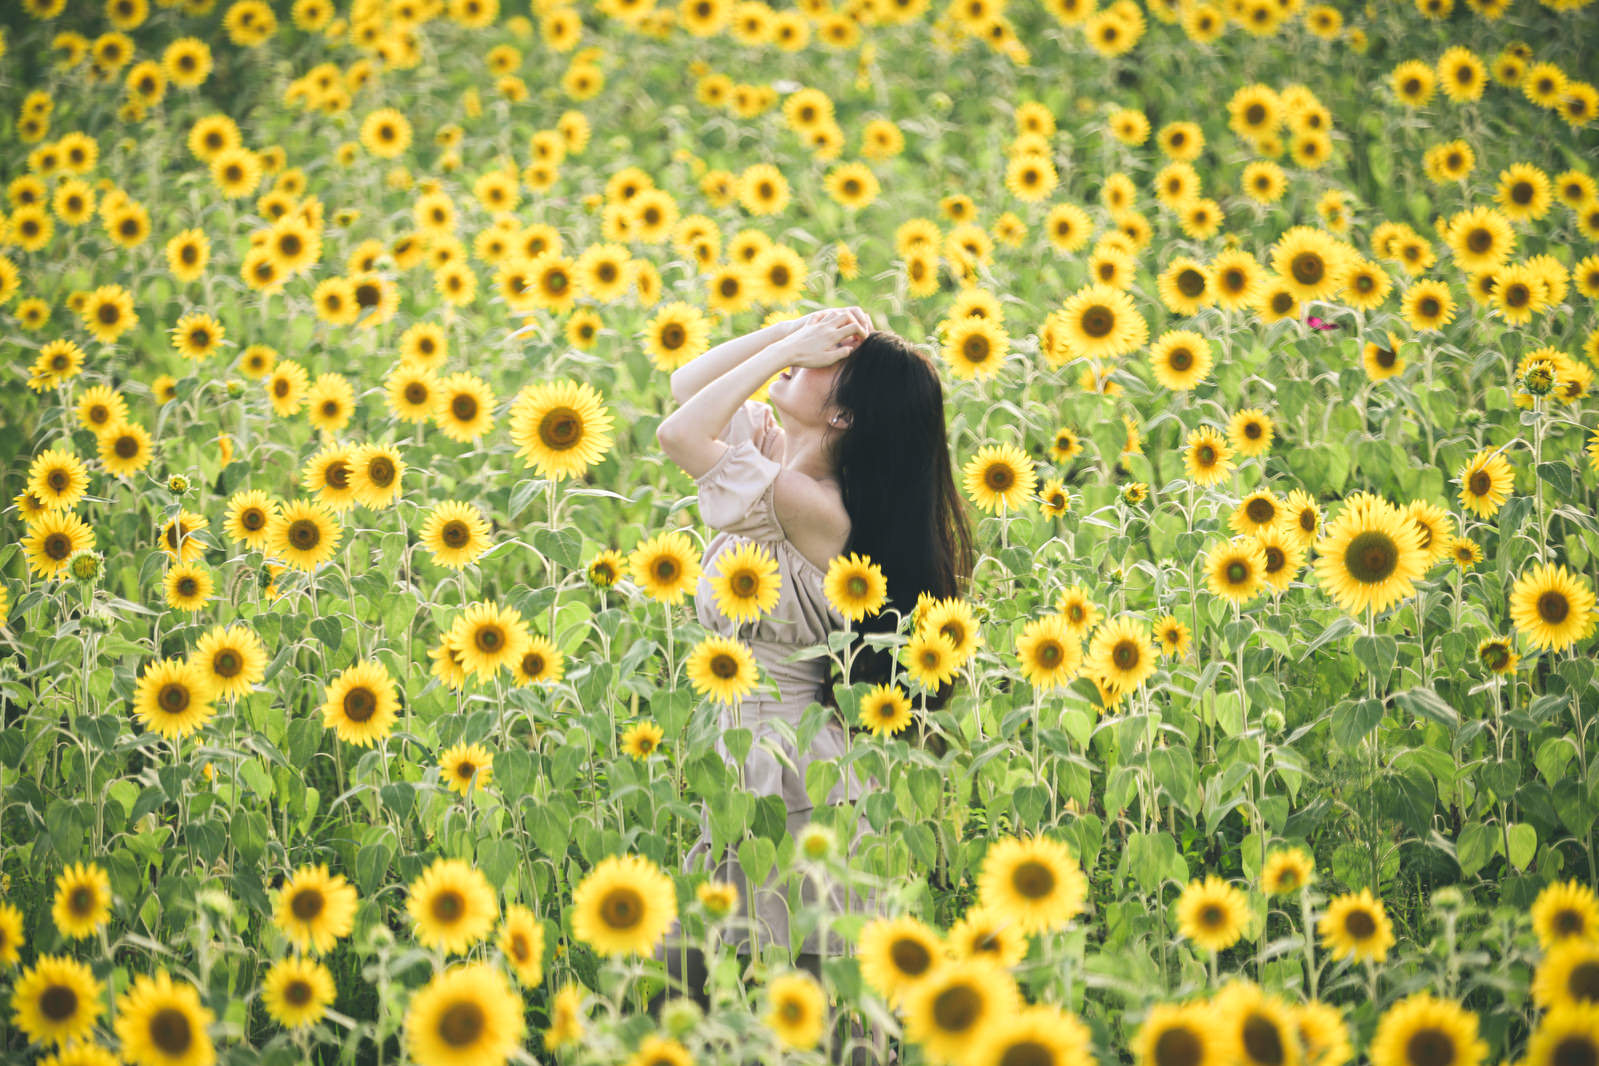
[768,361,848,430]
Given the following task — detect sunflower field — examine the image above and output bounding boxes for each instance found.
[3,0,1599,1061]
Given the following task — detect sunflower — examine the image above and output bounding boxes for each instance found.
[1362,332,1407,380]
[271,864,357,955]
[763,970,826,1050]
[301,443,359,512]
[421,501,491,569]
[1150,330,1213,391]
[941,906,1025,972]
[570,853,678,957]
[406,858,498,955]
[1318,888,1395,962]
[1527,1004,1599,1066]
[1175,875,1250,952]
[450,602,532,680]
[265,360,310,417]
[1450,537,1483,571]
[1269,226,1347,303]
[903,628,961,691]
[1214,982,1302,1066]
[360,107,412,158]
[440,741,494,796]
[1402,500,1454,568]
[1055,282,1148,361]
[97,421,153,478]
[1255,526,1306,594]
[507,379,615,481]
[404,961,526,1066]
[1210,249,1266,311]
[643,300,713,371]
[685,634,760,704]
[1183,426,1234,487]
[305,373,356,435]
[1534,939,1599,1009]
[1135,1003,1224,1066]
[428,639,469,693]
[1444,206,1514,273]
[708,540,781,624]
[1401,280,1456,332]
[113,969,215,1066]
[499,904,545,987]
[1228,410,1274,458]
[22,510,96,579]
[434,372,496,442]
[222,490,276,551]
[260,956,335,1029]
[903,959,1023,1065]
[1260,848,1315,895]
[1509,562,1596,652]
[857,914,944,1009]
[1207,538,1268,605]
[856,682,914,738]
[12,954,104,1046]
[1497,162,1552,223]
[132,657,215,741]
[977,834,1088,934]
[1154,615,1192,659]
[620,719,665,758]
[322,660,400,747]
[1531,881,1599,949]
[1369,994,1487,1066]
[629,530,703,604]
[1313,493,1428,617]
[963,443,1037,514]
[0,900,20,966]
[941,316,1010,381]
[27,447,89,510]
[170,311,224,361]
[52,862,112,939]
[822,551,888,622]
[1013,613,1082,691]
[190,623,267,701]
[1085,615,1159,697]
[267,499,341,571]
[1229,491,1282,538]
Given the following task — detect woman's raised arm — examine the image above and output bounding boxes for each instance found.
[667,318,803,405]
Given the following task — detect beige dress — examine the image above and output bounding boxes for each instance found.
[678,398,880,958]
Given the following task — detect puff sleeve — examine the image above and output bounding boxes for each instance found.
[694,401,784,540]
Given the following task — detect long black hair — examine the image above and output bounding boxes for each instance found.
[808,330,978,750]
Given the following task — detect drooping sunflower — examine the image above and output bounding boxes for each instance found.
[268,499,341,571]
[1150,330,1213,392]
[113,969,216,1066]
[421,501,492,569]
[858,914,944,1007]
[439,741,494,796]
[1312,493,1428,617]
[1509,562,1596,652]
[709,540,782,624]
[1369,994,1488,1066]
[27,447,89,511]
[629,530,703,604]
[1318,888,1396,963]
[404,962,526,1066]
[963,443,1037,514]
[977,834,1088,934]
[131,657,216,741]
[321,659,400,748]
[1175,875,1250,952]
[449,602,532,680]
[570,853,678,958]
[1206,538,1268,605]
[685,634,760,704]
[51,861,113,939]
[1086,615,1159,696]
[1173,424,1236,488]
[22,509,96,578]
[156,510,210,565]
[190,623,267,701]
[1055,282,1148,361]
[823,551,888,622]
[431,372,496,443]
[500,904,546,988]
[272,864,357,956]
[407,858,498,955]
[12,954,104,1046]
[1015,613,1082,691]
[903,959,1023,1066]
[260,956,336,1030]
[1260,848,1315,895]
[507,379,616,481]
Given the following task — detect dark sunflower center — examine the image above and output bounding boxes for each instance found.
[70,885,96,914]
[931,983,982,1033]
[1538,591,1570,624]
[1197,445,1216,466]
[343,686,376,722]
[653,559,678,582]
[1012,859,1056,898]
[1080,305,1114,338]
[732,572,758,596]
[1552,1037,1597,1066]
[241,508,265,531]
[150,1007,193,1054]
[1571,962,1599,1001]
[600,887,644,930]
[451,395,478,421]
[405,383,429,404]
[1242,1014,1286,1066]
[1226,561,1249,585]
[41,983,79,1020]
[325,461,350,490]
[1112,639,1139,670]
[442,521,469,547]
[1156,1026,1204,1066]
[158,682,191,713]
[709,653,739,679]
[45,533,72,559]
[984,464,1015,491]
[1406,1028,1457,1066]
[521,653,545,676]
[98,302,120,324]
[438,1001,484,1047]
[1246,498,1275,523]
[475,625,505,653]
[1344,908,1377,938]
[539,408,581,449]
[285,979,313,1006]
[213,650,242,677]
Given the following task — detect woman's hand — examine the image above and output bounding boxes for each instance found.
[777,309,869,369]
[778,306,873,343]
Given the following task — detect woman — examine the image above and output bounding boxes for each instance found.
[648,307,976,1056]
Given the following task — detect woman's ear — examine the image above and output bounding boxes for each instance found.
[829,409,853,429]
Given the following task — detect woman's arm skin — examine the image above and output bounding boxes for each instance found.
[667,319,799,405]
[657,343,793,481]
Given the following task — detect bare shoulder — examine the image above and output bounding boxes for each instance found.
[770,469,851,572]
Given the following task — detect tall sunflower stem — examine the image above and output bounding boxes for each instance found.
[1299,886,1319,1002]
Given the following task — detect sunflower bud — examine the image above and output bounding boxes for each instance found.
[1431,886,1464,911]
[797,824,835,862]
[167,474,191,495]
[661,996,702,1037]
[68,549,103,583]
[225,379,244,397]
[1522,359,1555,396]
[1263,708,1286,732]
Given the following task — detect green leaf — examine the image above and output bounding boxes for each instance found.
[1506,823,1536,871]
[1299,615,1358,660]
[533,527,583,569]
[1331,698,1384,749]
[1455,822,1498,878]
[1395,686,1460,731]
[310,615,341,652]
[1352,634,1397,686]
